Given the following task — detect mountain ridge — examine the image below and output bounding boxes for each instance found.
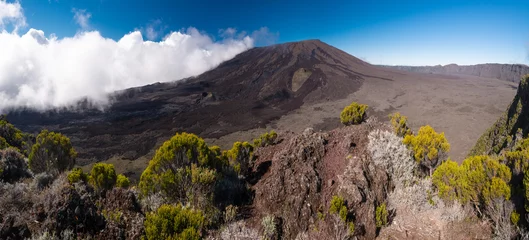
[382,63,529,83]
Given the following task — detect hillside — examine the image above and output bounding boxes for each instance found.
[383,63,529,83]
[470,74,529,156]
[6,40,517,178]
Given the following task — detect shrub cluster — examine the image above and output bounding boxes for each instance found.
[90,163,118,191]
[253,130,278,148]
[388,112,412,137]
[29,130,77,175]
[329,195,355,235]
[368,129,415,186]
[432,155,511,210]
[340,102,368,125]
[403,125,450,175]
[0,147,32,183]
[67,167,88,184]
[144,204,204,240]
[0,118,29,153]
[375,203,388,228]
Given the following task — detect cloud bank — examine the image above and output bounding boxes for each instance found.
[0,2,258,111]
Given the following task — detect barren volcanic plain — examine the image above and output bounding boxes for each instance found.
[6,40,517,178]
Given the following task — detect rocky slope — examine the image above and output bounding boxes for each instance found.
[384,63,529,83]
[470,74,529,156]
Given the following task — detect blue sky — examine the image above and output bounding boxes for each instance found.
[14,0,529,66]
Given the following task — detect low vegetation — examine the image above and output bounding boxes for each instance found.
[29,129,77,174]
[4,89,529,239]
[403,125,450,175]
[340,102,368,125]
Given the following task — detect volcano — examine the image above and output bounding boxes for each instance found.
[6,40,517,177]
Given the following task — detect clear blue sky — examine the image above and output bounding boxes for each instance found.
[16,0,529,65]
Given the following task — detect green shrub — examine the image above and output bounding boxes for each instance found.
[0,118,27,153]
[403,125,450,175]
[144,204,204,240]
[0,147,32,183]
[433,155,511,209]
[89,163,117,190]
[340,102,368,125]
[388,112,412,137]
[329,196,346,215]
[29,130,77,174]
[348,222,355,234]
[67,167,88,184]
[329,195,355,235]
[139,132,225,225]
[224,141,253,176]
[375,203,388,228]
[116,174,130,188]
[253,130,278,147]
[511,211,520,225]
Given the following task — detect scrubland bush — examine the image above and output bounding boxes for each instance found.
[225,141,253,176]
[90,163,117,190]
[375,203,388,228]
[340,102,368,125]
[432,155,511,211]
[116,174,130,188]
[139,132,237,225]
[29,130,77,174]
[328,195,355,236]
[403,125,450,175]
[144,204,204,240]
[67,167,88,184]
[31,172,55,190]
[253,130,278,147]
[0,118,28,153]
[0,147,32,183]
[368,129,415,186]
[388,112,412,137]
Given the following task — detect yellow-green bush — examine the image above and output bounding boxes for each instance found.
[29,130,77,174]
[375,203,388,228]
[144,204,204,240]
[139,133,221,197]
[389,112,412,137]
[90,163,117,190]
[224,141,253,176]
[433,155,511,208]
[67,167,88,184]
[139,132,228,225]
[0,119,27,153]
[511,211,520,225]
[329,195,354,235]
[116,174,130,188]
[253,130,278,148]
[403,125,450,175]
[340,102,368,125]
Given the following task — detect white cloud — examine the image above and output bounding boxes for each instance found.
[0,28,254,111]
[0,0,25,32]
[0,3,258,111]
[72,8,91,29]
